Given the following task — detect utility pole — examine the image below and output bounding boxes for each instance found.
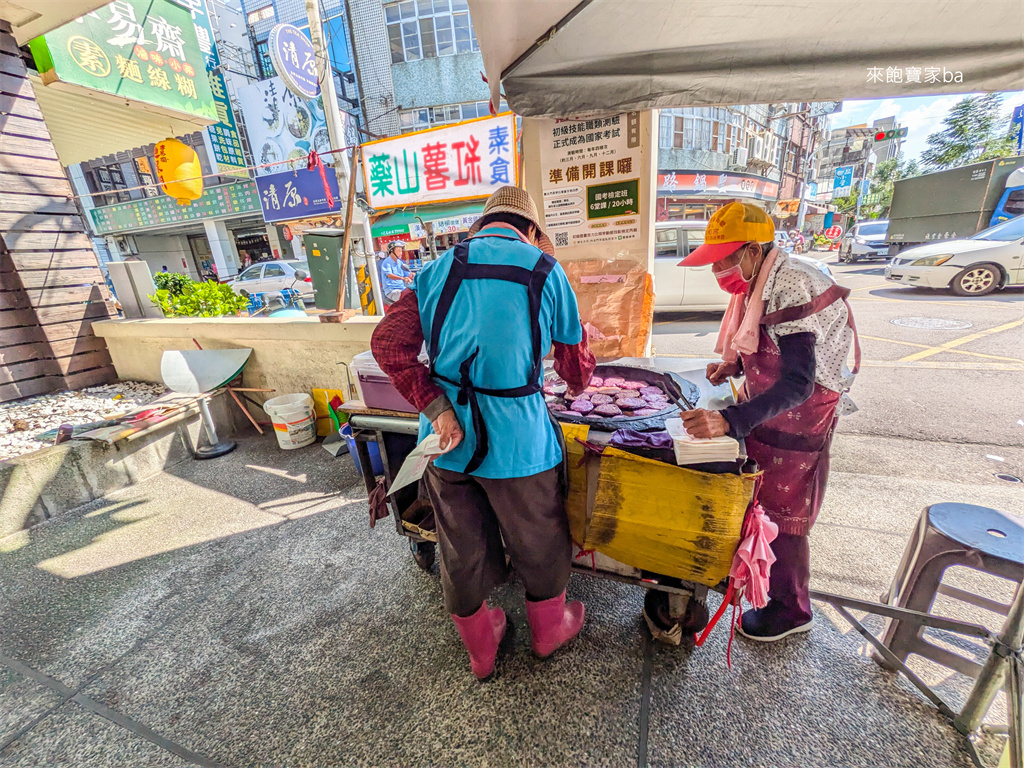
[854,150,878,223]
[304,0,350,186]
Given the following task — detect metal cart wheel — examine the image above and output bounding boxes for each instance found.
[410,539,435,571]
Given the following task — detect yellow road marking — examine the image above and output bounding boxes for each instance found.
[848,283,891,292]
[857,334,1024,364]
[861,360,1023,372]
[898,317,1024,363]
[851,296,1020,308]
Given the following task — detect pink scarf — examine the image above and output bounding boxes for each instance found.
[715,247,781,363]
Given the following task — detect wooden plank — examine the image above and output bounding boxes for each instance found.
[1,268,105,290]
[0,290,30,311]
[0,93,45,121]
[0,316,105,347]
[0,358,60,386]
[0,52,27,78]
[0,308,37,329]
[63,366,117,390]
[0,134,60,161]
[0,72,32,97]
[0,212,87,234]
[0,172,72,197]
[0,376,60,403]
[0,153,68,178]
[24,284,111,308]
[0,30,19,56]
[35,303,113,326]
[0,195,77,216]
[1,114,53,142]
[58,349,112,376]
[0,336,108,366]
[3,232,95,253]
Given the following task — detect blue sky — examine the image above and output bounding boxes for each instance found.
[829,91,1024,162]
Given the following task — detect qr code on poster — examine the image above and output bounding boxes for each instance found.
[554,231,569,248]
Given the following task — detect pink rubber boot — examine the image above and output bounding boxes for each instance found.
[451,602,507,680]
[525,591,585,658]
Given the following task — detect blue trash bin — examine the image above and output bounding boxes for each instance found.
[341,424,384,476]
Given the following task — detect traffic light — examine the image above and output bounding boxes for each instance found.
[874,127,909,141]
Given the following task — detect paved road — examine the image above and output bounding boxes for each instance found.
[653,250,1024,459]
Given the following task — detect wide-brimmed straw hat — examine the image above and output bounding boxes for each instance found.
[468,186,555,254]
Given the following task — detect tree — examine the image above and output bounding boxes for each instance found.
[862,154,922,219]
[920,94,1016,171]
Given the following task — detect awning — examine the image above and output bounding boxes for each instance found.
[773,199,831,217]
[468,0,1024,117]
[371,201,486,238]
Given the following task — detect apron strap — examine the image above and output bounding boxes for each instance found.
[760,283,862,376]
[427,237,556,474]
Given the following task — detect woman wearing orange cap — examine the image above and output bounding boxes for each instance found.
[677,202,859,642]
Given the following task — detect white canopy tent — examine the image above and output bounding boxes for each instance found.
[469,0,1024,116]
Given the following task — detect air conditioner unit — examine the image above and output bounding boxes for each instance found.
[113,234,138,255]
[732,147,749,167]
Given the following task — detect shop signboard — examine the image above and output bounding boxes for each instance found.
[361,114,517,209]
[255,166,341,223]
[657,171,779,201]
[833,165,854,196]
[29,0,216,122]
[538,112,643,248]
[237,76,331,175]
[408,213,483,239]
[269,23,320,100]
[90,181,260,234]
[173,0,246,176]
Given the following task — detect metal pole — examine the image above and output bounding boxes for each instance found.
[335,145,360,311]
[304,0,350,185]
[958,583,1024,734]
[362,210,384,315]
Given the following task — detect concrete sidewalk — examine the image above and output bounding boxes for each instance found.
[0,434,1018,767]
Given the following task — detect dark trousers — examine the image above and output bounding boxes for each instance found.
[422,465,571,617]
[769,532,813,623]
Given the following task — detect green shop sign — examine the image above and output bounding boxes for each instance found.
[30,0,217,122]
[91,181,260,234]
[587,179,640,219]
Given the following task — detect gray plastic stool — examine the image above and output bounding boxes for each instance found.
[879,503,1024,679]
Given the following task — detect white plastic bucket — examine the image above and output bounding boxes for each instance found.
[263,393,316,450]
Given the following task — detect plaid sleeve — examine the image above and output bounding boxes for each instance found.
[552,321,596,395]
[369,290,447,414]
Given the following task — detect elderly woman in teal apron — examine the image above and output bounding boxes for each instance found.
[677,202,859,642]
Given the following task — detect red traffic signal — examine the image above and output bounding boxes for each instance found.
[874,127,909,141]
[875,131,887,141]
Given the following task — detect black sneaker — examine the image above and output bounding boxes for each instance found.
[737,603,812,642]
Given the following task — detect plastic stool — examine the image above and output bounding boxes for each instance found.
[878,503,1024,678]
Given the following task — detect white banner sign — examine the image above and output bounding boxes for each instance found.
[361,114,517,209]
[538,112,643,248]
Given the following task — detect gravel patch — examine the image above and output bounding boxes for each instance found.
[0,382,166,461]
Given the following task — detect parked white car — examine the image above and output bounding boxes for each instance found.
[839,219,889,263]
[884,216,1024,296]
[654,220,834,312]
[228,260,314,304]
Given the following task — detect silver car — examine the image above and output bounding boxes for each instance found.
[654,220,834,312]
[228,260,314,304]
[839,220,890,263]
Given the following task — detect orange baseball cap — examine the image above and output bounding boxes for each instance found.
[679,202,776,266]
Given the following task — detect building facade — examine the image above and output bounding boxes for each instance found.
[656,103,830,222]
[815,116,904,202]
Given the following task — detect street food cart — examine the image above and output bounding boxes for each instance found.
[345,357,758,633]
